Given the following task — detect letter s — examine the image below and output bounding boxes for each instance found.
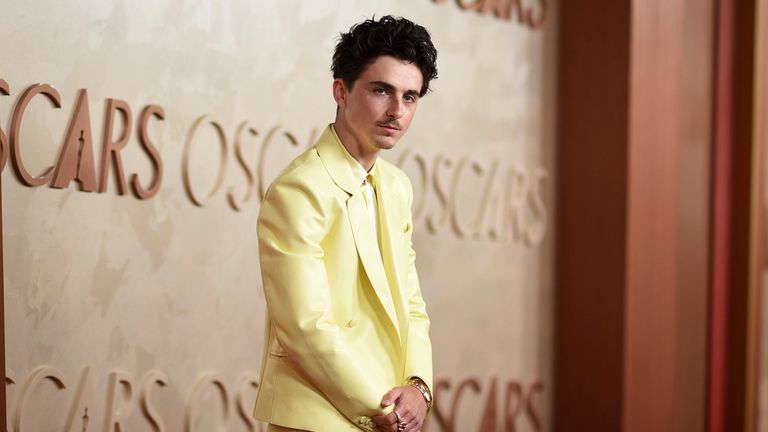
[132,104,165,199]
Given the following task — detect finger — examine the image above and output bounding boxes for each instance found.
[404,420,422,432]
[371,419,394,432]
[372,412,398,426]
[396,403,419,422]
[381,387,404,407]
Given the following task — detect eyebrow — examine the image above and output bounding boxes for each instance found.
[369,80,421,98]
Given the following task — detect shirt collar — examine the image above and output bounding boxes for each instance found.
[330,124,378,185]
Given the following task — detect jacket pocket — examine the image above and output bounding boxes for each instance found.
[269,342,287,358]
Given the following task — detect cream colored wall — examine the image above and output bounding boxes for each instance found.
[1,1,556,430]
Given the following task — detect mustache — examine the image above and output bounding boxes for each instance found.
[377,120,402,130]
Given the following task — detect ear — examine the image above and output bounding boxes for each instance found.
[332,78,347,108]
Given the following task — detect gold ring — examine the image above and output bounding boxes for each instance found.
[394,410,406,431]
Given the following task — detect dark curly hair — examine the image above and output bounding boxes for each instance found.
[332,15,438,97]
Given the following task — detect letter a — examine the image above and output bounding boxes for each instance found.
[51,88,98,191]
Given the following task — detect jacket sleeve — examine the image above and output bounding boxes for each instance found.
[400,177,434,391]
[257,177,391,430]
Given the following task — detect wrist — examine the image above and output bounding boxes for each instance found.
[406,377,433,411]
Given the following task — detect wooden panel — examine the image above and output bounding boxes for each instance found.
[624,0,685,430]
[555,0,713,430]
[708,0,757,430]
[554,1,631,430]
[754,0,768,425]
[677,1,716,430]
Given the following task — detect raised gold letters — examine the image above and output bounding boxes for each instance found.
[14,366,67,432]
[132,105,165,199]
[478,377,499,431]
[50,89,98,191]
[525,168,547,245]
[98,98,132,195]
[433,377,481,432]
[450,159,486,238]
[103,370,134,432]
[504,380,523,431]
[9,83,62,187]
[433,377,544,431]
[182,115,228,207]
[396,150,429,222]
[501,164,529,242]
[140,370,169,432]
[63,367,92,432]
[431,0,548,27]
[5,80,165,197]
[526,0,548,29]
[456,0,483,10]
[235,372,262,432]
[6,367,541,431]
[524,381,544,431]
[426,154,451,233]
[1,79,549,246]
[184,372,230,432]
[0,79,9,172]
[227,122,258,211]
[476,160,503,239]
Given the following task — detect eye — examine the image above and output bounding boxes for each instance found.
[373,87,387,95]
[404,94,418,103]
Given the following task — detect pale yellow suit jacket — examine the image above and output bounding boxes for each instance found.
[253,125,433,431]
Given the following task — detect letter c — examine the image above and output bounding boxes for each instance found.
[14,366,67,432]
[9,83,62,186]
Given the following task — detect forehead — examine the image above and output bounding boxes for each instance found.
[358,55,423,92]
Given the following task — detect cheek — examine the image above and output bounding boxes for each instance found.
[402,110,417,126]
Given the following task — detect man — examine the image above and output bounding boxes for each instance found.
[253,15,437,432]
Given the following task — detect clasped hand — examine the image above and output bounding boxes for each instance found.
[371,385,427,432]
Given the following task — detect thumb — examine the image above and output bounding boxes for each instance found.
[380,387,404,407]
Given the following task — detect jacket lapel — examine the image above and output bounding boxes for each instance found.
[372,168,409,347]
[315,126,403,346]
[346,194,402,341]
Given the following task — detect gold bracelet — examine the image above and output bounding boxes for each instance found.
[407,377,433,411]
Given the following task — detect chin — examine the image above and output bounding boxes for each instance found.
[373,135,400,150]
[374,140,398,151]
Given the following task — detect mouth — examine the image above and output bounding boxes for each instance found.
[377,122,401,132]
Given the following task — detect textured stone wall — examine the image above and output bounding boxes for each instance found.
[1,1,556,430]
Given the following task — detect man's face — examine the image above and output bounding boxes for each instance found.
[334,55,424,153]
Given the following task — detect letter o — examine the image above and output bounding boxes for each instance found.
[182,115,228,207]
[184,372,230,432]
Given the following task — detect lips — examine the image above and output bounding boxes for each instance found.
[377,122,401,132]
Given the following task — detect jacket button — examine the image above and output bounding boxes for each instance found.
[347,319,357,328]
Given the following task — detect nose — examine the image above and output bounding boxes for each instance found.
[386,97,404,119]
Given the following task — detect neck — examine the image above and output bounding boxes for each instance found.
[332,120,378,172]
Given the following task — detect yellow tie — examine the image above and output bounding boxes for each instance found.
[363,174,381,251]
